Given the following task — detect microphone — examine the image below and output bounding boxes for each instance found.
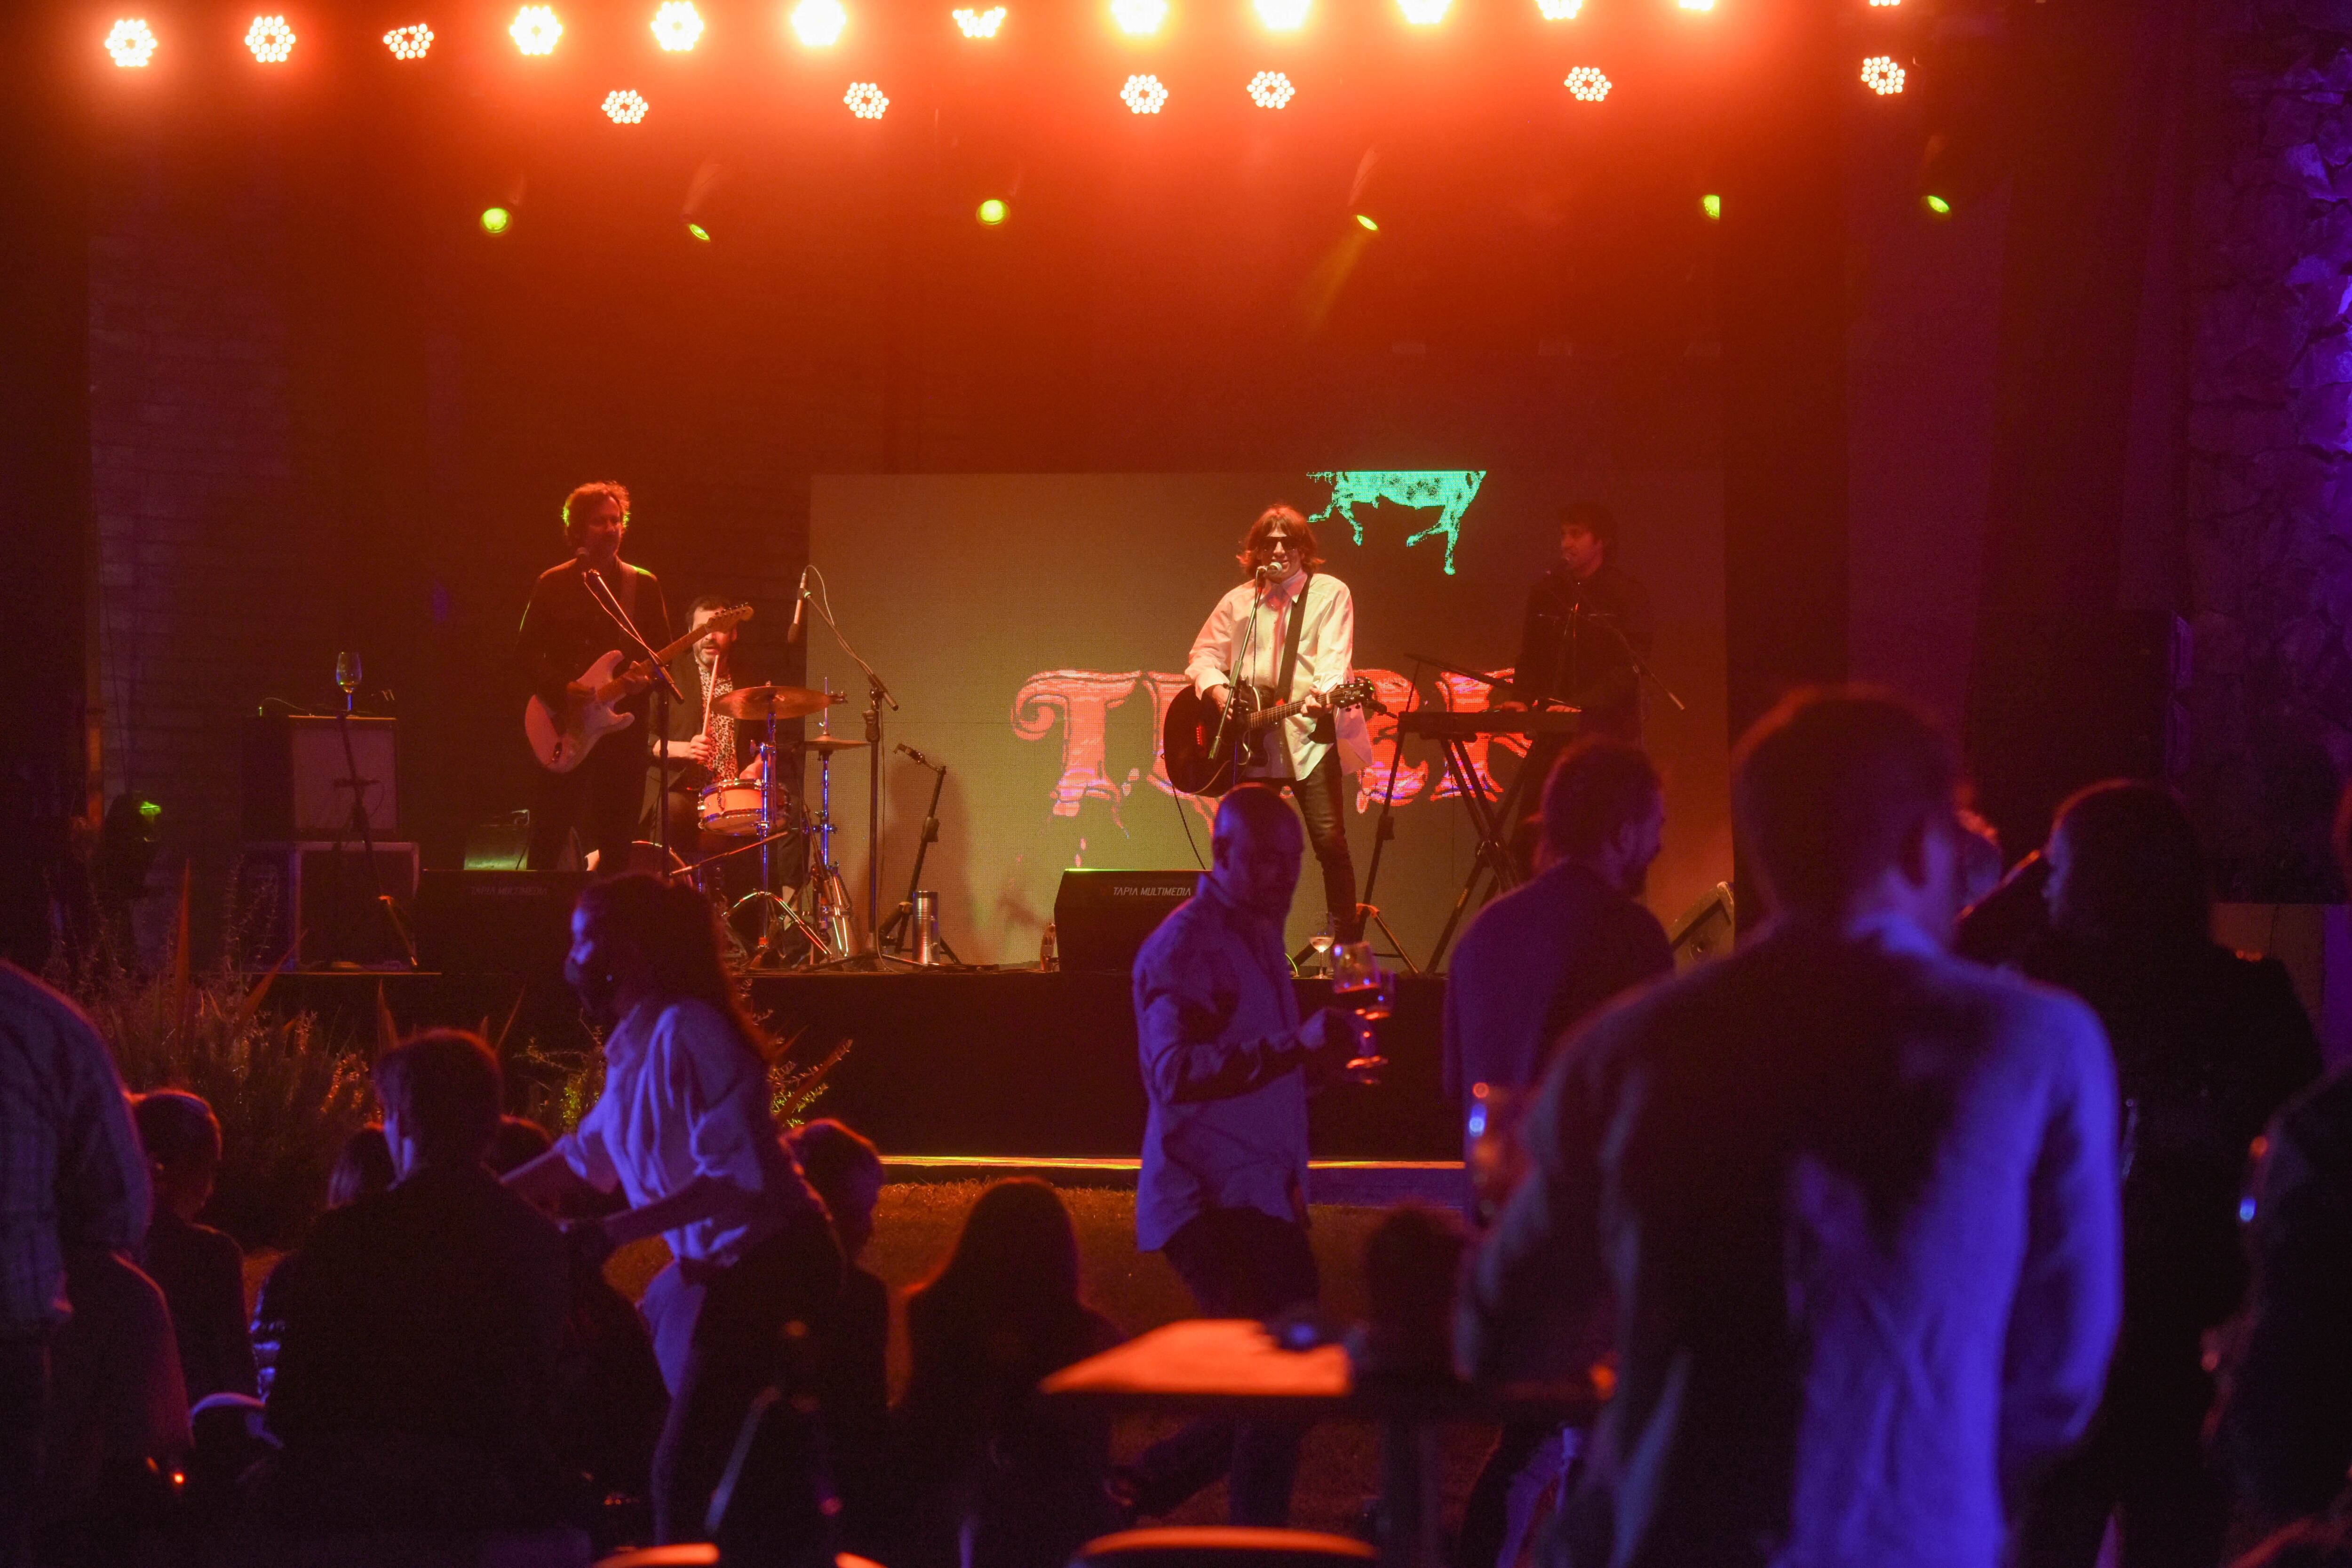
[1255,561,1280,579]
[897,742,933,767]
[788,566,808,644]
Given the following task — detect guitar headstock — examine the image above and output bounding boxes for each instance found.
[1331,676,1385,716]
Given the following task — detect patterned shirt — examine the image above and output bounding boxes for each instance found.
[0,964,151,1335]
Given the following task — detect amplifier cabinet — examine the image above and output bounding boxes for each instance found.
[1052,869,1204,973]
[243,715,399,840]
[415,869,591,977]
[235,841,419,969]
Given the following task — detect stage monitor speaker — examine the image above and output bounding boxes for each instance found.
[415,869,588,976]
[234,842,419,968]
[243,716,398,840]
[1053,869,1203,973]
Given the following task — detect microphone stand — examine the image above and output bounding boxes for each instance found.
[800,569,916,971]
[1353,656,1422,974]
[876,745,959,964]
[583,569,685,868]
[329,679,419,970]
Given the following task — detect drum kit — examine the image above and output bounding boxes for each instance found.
[678,680,874,970]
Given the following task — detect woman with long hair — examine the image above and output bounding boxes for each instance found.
[892,1179,1123,1568]
[506,873,840,1548]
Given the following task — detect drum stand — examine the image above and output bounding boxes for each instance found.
[731,716,836,970]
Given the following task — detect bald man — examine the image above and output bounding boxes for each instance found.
[1122,785,1376,1525]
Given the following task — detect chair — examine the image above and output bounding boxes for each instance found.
[1070,1526,1377,1568]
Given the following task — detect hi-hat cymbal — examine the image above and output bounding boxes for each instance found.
[794,736,871,756]
[712,685,845,721]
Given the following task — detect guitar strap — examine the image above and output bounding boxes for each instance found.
[1272,570,1336,749]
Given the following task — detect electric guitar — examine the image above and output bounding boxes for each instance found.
[524,605,755,773]
[1162,675,1382,798]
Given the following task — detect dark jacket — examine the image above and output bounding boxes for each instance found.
[515,557,671,723]
[263,1163,570,1525]
[141,1208,255,1403]
[1513,562,1653,741]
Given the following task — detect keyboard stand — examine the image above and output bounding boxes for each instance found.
[1427,730,1540,970]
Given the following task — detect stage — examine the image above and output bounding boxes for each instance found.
[264,966,1460,1163]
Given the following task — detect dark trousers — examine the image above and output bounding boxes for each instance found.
[528,730,647,871]
[1,1332,45,1568]
[654,1211,844,1544]
[2016,1341,2229,1568]
[1131,1208,1320,1525]
[1275,753,1359,942]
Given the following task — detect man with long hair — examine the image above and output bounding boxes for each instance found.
[1184,504,1373,943]
[516,481,674,871]
[505,874,839,1545]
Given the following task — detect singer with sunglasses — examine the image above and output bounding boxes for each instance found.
[1185,505,1373,944]
[516,481,673,872]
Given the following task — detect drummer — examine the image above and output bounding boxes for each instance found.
[648,594,775,860]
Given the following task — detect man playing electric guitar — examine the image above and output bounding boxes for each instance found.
[516,481,672,871]
[1184,505,1374,943]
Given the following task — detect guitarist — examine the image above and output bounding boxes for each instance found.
[517,481,673,872]
[1184,506,1372,944]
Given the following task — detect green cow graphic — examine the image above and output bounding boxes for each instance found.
[1306,470,1487,576]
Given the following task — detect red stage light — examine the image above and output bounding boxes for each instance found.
[792,0,848,45]
[844,80,889,117]
[511,5,562,53]
[1860,54,1905,94]
[1255,0,1309,29]
[1111,0,1167,34]
[105,18,158,66]
[383,22,432,57]
[603,88,650,122]
[652,1,704,50]
[245,14,295,63]
[953,5,1005,34]
[1397,0,1450,24]
[1563,65,1609,101]
[1120,72,1168,112]
[1247,70,1293,107]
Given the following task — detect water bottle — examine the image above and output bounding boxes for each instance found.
[1039,922,1058,972]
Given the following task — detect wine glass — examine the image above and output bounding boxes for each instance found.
[1329,940,1393,1020]
[1468,1081,1530,1226]
[334,651,362,712]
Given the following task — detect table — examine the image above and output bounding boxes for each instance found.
[1041,1319,1598,1568]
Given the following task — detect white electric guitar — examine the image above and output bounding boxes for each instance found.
[524,604,754,773]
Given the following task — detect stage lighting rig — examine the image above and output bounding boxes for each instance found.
[1111,0,1168,35]
[1397,0,1450,25]
[687,221,712,240]
[603,88,650,121]
[1701,192,1720,219]
[480,206,513,233]
[1677,0,1714,10]
[977,197,1008,224]
[1861,55,1905,94]
[1247,70,1293,107]
[953,6,1006,34]
[653,2,704,50]
[793,0,848,45]
[845,80,889,116]
[1120,72,1168,111]
[1535,0,1581,16]
[245,14,295,63]
[383,23,433,57]
[1564,65,1609,101]
[511,5,562,53]
[105,18,158,66]
[1256,0,1309,30]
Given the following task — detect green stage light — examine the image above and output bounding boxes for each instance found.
[1355,213,1379,231]
[481,206,513,234]
[687,222,711,241]
[1701,192,1720,220]
[1923,193,1951,215]
[977,198,1008,225]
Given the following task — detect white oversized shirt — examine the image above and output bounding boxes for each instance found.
[555,997,817,1269]
[1184,570,1374,780]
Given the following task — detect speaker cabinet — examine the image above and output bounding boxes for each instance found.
[234,842,419,969]
[1052,869,1203,973]
[243,716,398,840]
[415,869,590,976]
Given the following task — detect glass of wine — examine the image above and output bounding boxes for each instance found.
[1329,940,1393,1021]
[335,651,362,711]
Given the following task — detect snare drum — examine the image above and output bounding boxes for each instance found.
[698,780,770,837]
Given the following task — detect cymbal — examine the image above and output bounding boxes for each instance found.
[712,685,845,721]
[794,736,871,756]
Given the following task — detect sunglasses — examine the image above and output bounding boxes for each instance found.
[1261,536,1297,551]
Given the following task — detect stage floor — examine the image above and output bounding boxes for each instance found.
[266,967,1459,1163]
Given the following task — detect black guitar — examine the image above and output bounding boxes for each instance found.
[1162,676,1382,797]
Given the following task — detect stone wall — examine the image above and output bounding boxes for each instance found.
[2185,1,2352,899]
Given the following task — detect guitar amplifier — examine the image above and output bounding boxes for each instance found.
[415,869,589,976]
[243,716,398,839]
[234,842,419,968]
[1053,870,1203,973]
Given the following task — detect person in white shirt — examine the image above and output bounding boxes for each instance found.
[505,874,840,1546]
[1185,506,1375,942]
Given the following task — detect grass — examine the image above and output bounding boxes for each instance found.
[609,1180,1502,1540]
